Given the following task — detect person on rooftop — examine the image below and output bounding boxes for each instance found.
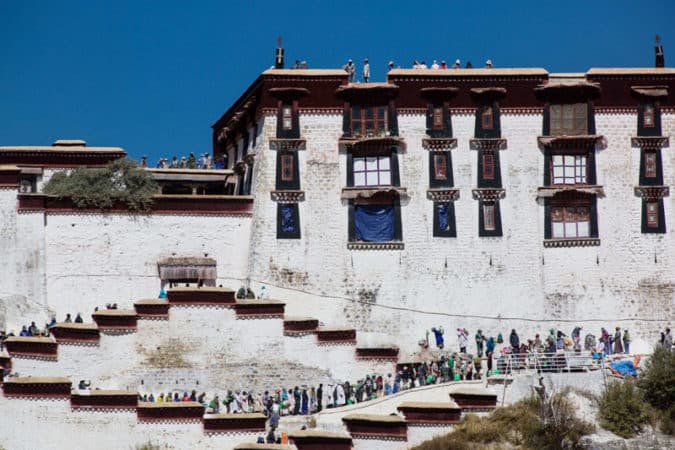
[485,59,493,68]
[419,61,428,69]
[452,59,461,69]
[258,285,269,299]
[187,152,196,169]
[20,325,29,336]
[140,156,147,168]
[75,313,83,323]
[362,58,370,83]
[465,61,473,68]
[180,156,187,168]
[64,313,72,323]
[170,156,179,168]
[388,61,394,72]
[431,60,439,69]
[343,59,355,82]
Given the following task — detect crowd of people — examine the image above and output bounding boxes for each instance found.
[341,58,495,83]
[139,153,228,170]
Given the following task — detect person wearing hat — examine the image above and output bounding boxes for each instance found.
[258,285,269,299]
[180,156,187,168]
[362,58,370,83]
[452,59,461,69]
[387,60,394,72]
[440,60,448,69]
[343,59,355,82]
[140,155,147,168]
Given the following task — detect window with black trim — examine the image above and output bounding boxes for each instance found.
[481,107,494,129]
[350,105,388,138]
[645,152,656,178]
[348,195,402,243]
[646,201,658,227]
[550,103,587,136]
[551,154,587,185]
[276,151,299,190]
[276,101,299,138]
[643,104,655,128]
[432,107,444,130]
[277,204,301,239]
[428,151,453,188]
[282,105,292,130]
[353,155,391,186]
[433,154,447,180]
[551,206,590,238]
[641,199,665,234]
[478,200,502,237]
[482,153,494,180]
[433,202,456,237]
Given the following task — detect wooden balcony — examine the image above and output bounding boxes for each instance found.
[134,299,170,319]
[167,287,235,306]
[50,323,100,345]
[91,310,138,331]
[136,401,205,422]
[397,401,462,424]
[342,413,407,440]
[203,413,267,433]
[2,377,71,398]
[233,300,285,319]
[3,336,58,359]
[71,390,138,410]
[283,316,319,336]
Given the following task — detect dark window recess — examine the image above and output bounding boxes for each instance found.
[638,103,661,136]
[275,151,300,190]
[639,150,663,185]
[433,202,456,237]
[351,105,388,138]
[277,204,301,239]
[475,102,501,138]
[549,103,588,136]
[242,164,254,195]
[426,104,453,138]
[477,151,501,188]
[348,198,402,242]
[276,102,300,139]
[478,200,502,237]
[545,194,598,239]
[428,151,453,188]
[641,199,666,234]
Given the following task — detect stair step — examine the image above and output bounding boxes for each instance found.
[50,323,100,344]
[342,413,407,440]
[3,336,58,359]
[397,401,461,424]
[2,376,71,398]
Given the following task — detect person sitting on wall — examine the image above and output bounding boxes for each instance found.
[74,313,83,323]
[158,288,167,299]
[431,326,445,349]
[236,285,246,299]
[148,393,155,402]
[28,321,39,336]
[19,326,30,336]
[64,313,72,323]
[47,317,56,328]
[246,288,256,299]
[187,152,196,169]
[258,286,269,299]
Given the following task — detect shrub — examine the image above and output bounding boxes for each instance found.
[43,158,158,211]
[636,345,675,411]
[598,380,651,438]
[413,391,594,450]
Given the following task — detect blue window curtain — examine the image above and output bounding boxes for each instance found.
[437,202,450,231]
[355,205,394,242]
[281,205,296,232]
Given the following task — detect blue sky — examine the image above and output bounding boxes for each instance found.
[1,1,673,164]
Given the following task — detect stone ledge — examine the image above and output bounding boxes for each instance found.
[448,387,498,411]
[342,414,408,440]
[283,317,319,335]
[397,401,462,424]
[233,300,285,318]
[543,238,601,248]
[630,136,669,150]
[355,347,399,360]
[91,310,138,330]
[422,138,457,151]
[269,138,306,151]
[289,430,353,450]
[537,185,604,199]
[71,390,138,409]
[316,327,357,344]
[471,188,506,201]
[134,299,171,318]
[339,136,406,152]
[136,401,205,422]
[347,242,405,250]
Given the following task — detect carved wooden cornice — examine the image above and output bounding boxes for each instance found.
[347,241,405,250]
[630,136,669,150]
[341,186,407,200]
[537,135,605,150]
[537,185,605,199]
[339,136,405,152]
[543,238,600,248]
[634,186,670,200]
[422,137,457,151]
[471,188,505,201]
[427,188,459,201]
[270,190,305,203]
[469,138,507,151]
[269,138,306,151]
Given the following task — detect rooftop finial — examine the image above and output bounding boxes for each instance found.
[275,36,284,69]
[655,34,665,68]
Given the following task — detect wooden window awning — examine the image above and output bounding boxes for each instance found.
[537,135,604,150]
[537,185,604,199]
[631,136,669,150]
[427,188,460,202]
[341,186,407,200]
[634,186,670,200]
[630,85,668,98]
[470,138,507,151]
[534,81,601,101]
[339,135,405,152]
[472,188,506,201]
[336,83,399,102]
[419,86,459,101]
[268,87,311,101]
[422,137,457,151]
[469,86,507,101]
[157,257,217,281]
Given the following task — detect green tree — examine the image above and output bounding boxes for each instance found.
[44,158,158,211]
